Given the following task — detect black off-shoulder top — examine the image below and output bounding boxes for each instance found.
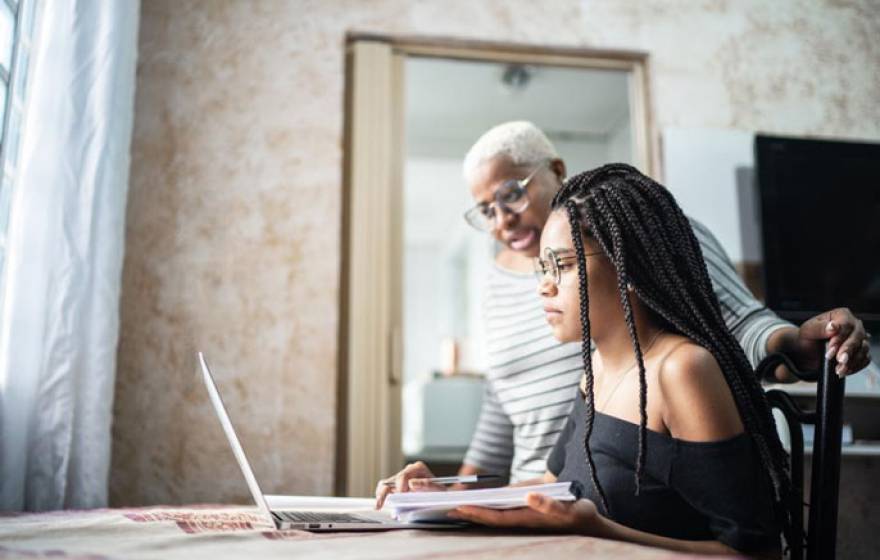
[547,389,781,554]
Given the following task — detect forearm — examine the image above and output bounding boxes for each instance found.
[726,307,796,370]
[463,386,515,481]
[764,327,799,382]
[592,515,776,559]
[457,463,485,476]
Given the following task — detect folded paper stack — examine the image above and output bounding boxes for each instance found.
[384,482,577,523]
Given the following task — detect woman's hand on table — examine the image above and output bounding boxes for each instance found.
[374,461,447,510]
[448,495,748,557]
[447,493,606,536]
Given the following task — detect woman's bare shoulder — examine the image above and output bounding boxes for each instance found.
[655,338,745,442]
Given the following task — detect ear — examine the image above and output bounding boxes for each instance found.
[549,158,567,184]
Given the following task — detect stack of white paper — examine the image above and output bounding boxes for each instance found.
[384,482,577,523]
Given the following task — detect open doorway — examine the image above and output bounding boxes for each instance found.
[339,35,654,497]
[402,56,639,473]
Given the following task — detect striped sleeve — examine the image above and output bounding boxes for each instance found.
[728,308,795,368]
[462,382,515,475]
[690,218,794,367]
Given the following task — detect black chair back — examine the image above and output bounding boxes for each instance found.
[760,352,845,560]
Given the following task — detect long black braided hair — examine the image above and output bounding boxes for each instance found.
[553,163,795,548]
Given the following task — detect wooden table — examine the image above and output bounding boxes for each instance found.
[0,505,736,559]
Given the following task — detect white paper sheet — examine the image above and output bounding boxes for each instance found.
[385,482,576,521]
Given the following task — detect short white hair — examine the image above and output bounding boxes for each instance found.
[462,121,558,184]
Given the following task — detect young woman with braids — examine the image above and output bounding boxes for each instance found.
[412,121,868,490]
[382,164,791,558]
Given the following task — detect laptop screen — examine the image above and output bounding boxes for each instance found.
[198,352,274,524]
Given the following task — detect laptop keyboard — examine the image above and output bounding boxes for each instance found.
[273,510,381,524]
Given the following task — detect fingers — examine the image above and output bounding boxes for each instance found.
[853,338,872,370]
[375,480,393,510]
[448,498,593,533]
[838,337,872,377]
[408,478,447,492]
[800,312,839,341]
[394,461,434,493]
[825,334,844,359]
[374,461,435,510]
[798,309,872,377]
[526,493,565,517]
[450,497,575,530]
[828,314,867,376]
[449,506,526,528]
[801,308,854,342]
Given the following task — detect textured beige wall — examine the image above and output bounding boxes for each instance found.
[111,0,880,507]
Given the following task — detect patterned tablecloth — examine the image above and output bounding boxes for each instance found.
[0,505,737,559]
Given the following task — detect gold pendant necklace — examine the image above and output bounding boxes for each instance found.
[597,329,665,412]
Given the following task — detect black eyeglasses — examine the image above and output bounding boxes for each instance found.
[463,164,544,232]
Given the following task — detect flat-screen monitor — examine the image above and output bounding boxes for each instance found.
[755,134,880,331]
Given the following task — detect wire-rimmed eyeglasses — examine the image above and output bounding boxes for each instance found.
[463,164,545,232]
[533,247,602,287]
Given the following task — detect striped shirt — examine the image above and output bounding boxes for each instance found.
[462,218,793,482]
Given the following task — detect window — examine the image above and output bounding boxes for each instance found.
[0,0,36,313]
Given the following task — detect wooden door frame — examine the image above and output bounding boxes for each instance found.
[337,33,656,497]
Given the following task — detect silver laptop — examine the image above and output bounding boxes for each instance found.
[198,352,460,531]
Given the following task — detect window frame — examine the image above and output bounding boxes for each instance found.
[0,0,36,315]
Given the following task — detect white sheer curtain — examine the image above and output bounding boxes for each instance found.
[0,0,139,511]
